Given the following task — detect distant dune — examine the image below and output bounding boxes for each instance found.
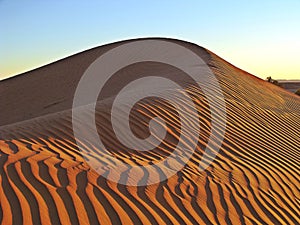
[278,80,300,93]
[0,38,299,225]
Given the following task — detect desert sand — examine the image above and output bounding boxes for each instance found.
[0,38,299,225]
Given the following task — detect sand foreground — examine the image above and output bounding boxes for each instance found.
[0,38,299,225]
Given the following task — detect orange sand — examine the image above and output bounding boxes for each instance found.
[0,38,299,225]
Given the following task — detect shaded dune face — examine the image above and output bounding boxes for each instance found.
[0,38,299,224]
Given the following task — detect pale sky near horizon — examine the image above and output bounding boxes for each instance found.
[1,0,300,80]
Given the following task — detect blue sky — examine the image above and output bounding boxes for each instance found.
[1,0,300,80]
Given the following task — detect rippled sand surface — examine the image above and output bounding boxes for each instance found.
[0,39,299,225]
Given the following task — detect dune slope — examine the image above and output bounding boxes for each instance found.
[0,38,299,225]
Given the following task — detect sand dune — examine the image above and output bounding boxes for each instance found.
[0,38,299,225]
[278,80,300,93]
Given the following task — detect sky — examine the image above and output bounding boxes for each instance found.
[1,0,300,80]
